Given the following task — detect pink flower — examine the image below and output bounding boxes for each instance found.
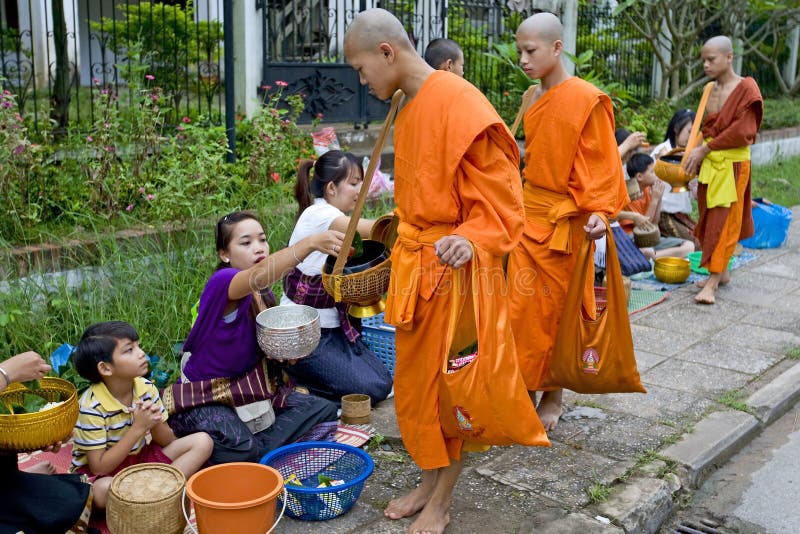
[103,122,110,128]
[145,74,155,81]
[126,204,134,211]
[316,112,323,119]
[104,145,115,153]
[182,116,191,123]
[261,84,272,91]
[150,93,159,102]
[146,194,155,201]
[275,80,288,87]
[177,124,185,131]
[92,77,100,85]
[1,100,12,109]
[138,187,146,194]
[271,172,280,183]
[13,145,24,155]
[86,135,94,142]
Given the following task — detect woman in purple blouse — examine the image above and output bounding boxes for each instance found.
[169,211,343,464]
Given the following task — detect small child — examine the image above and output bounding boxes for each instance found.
[620,153,694,260]
[423,37,465,77]
[70,321,213,509]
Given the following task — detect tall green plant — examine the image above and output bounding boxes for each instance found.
[90,1,223,111]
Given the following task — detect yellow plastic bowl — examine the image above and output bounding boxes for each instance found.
[653,256,691,284]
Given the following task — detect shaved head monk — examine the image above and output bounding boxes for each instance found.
[424,38,465,77]
[345,8,546,534]
[506,12,628,429]
[684,36,762,304]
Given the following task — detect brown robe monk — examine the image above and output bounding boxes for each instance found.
[694,77,763,272]
[507,77,628,392]
[385,70,536,469]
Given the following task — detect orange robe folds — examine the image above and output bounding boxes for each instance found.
[694,77,763,272]
[507,77,628,390]
[385,71,526,470]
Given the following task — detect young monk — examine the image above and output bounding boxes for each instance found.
[423,37,465,77]
[507,13,628,430]
[344,8,544,533]
[684,35,763,305]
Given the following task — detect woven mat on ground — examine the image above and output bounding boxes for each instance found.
[630,250,759,291]
[628,289,670,315]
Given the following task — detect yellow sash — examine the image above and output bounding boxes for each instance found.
[698,140,751,208]
[384,221,453,330]
[522,183,584,254]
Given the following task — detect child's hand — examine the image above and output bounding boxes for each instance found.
[131,400,162,432]
[652,180,666,199]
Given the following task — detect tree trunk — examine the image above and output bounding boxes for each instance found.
[50,1,72,131]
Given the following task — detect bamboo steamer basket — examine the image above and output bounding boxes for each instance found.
[107,463,187,534]
[0,377,78,452]
[633,220,660,248]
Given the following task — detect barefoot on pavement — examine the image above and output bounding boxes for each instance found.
[537,391,563,431]
[407,500,451,534]
[385,482,436,520]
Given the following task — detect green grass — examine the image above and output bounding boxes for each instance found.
[585,480,612,504]
[573,399,605,409]
[716,389,754,414]
[752,154,800,207]
[786,346,800,360]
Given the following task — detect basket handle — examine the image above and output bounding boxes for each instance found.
[331,89,405,277]
[509,84,536,139]
[182,486,288,534]
[680,82,714,167]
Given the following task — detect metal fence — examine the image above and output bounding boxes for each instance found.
[0,0,224,133]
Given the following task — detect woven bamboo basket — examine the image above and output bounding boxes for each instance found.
[633,221,660,248]
[322,240,391,315]
[107,463,187,534]
[341,393,371,424]
[0,377,78,452]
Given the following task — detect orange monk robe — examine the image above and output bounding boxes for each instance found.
[384,71,529,470]
[507,77,628,390]
[695,77,763,272]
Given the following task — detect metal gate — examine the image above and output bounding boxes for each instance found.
[260,0,446,124]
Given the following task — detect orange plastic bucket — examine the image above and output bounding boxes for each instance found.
[186,463,284,534]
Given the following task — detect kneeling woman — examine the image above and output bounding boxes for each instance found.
[168,211,343,464]
[281,150,393,405]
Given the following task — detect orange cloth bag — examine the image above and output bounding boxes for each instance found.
[540,217,646,394]
[438,246,550,447]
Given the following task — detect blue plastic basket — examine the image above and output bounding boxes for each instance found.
[361,312,396,377]
[259,442,374,521]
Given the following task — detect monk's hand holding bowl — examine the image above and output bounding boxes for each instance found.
[434,235,473,269]
[684,144,710,177]
[583,214,607,241]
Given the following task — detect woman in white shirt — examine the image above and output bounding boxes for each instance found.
[650,109,701,248]
[281,150,393,406]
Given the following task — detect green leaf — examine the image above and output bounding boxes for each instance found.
[22,379,41,391]
[352,233,364,259]
[22,393,47,413]
[318,474,334,486]
[0,402,11,415]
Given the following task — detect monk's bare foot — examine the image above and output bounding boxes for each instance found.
[694,284,717,304]
[385,477,437,520]
[695,273,730,289]
[407,500,451,534]
[536,390,563,431]
[24,461,55,475]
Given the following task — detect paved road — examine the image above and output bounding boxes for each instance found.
[664,401,800,533]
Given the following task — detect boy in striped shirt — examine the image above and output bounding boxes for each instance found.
[70,321,212,509]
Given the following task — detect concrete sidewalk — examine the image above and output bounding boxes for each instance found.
[280,207,800,534]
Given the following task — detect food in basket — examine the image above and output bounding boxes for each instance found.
[0,392,63,414]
